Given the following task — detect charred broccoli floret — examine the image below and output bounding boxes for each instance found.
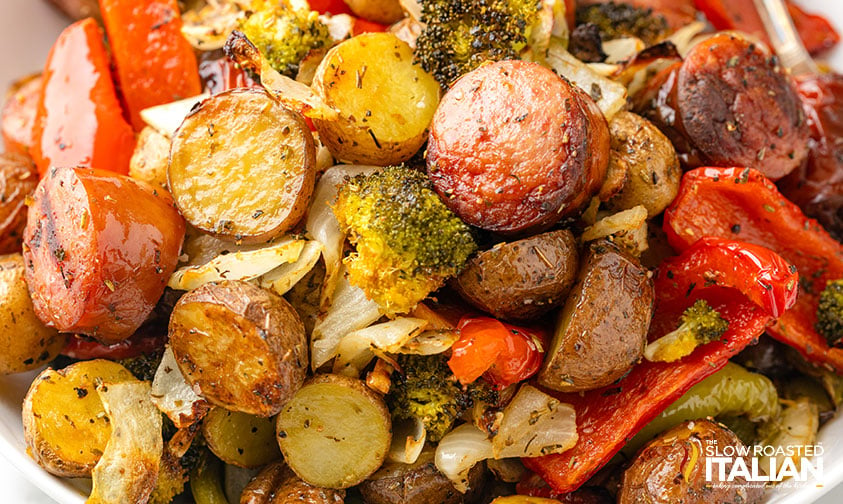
[575,1,669,46]
[817,279,843,347]
[414,0,545,87]
[644,299,729,362]
[333,166,477,316]
[238,0,332,76]
[387,354,497,441]
[117,349,164,382]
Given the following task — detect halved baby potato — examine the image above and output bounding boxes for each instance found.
[22,359,136,477]
[312,33,440,165]
[168,88,316,243]
[168,280,308,417]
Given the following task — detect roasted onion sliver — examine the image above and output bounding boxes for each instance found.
[168,237,305,291]
[140,94,210,138]
[387,417,427,465]
[87,381,163,504]
[435,423,494,493]
[260,240,323,296]
[151,347,209,429]
[492,384,578,459]
[305,164,380,306]
[332,317,429,376]
[311,270,383,370]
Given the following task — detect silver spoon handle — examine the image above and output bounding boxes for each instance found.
[753,0,818,75]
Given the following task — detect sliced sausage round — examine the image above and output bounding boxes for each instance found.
[427,60,610,235]
[637,33,809,180]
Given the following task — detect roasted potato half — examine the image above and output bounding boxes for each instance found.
[276,374,392,489]
[202,407,281,468]
[619,419,764,504]
[537,241,654,392]
[312,33,440,165]
[241,461,346,504]
[168,280,308,417]
[603,111,681,217]
[453,229,579,321]
[169,88,316,243]
[0,153,38,254]
[22,359,136,477]
[0,254,66,375]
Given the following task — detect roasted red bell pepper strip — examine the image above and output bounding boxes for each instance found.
[693,0,839,56]
[664,166,843,373]
[99,0,202,130]
[31,18,136,178]
[307,0,354,15]
[522,237,797,493]
[448,316,546,388]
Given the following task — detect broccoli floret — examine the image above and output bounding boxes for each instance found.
[816,279,843,347]
[117,349,164,382]
[333,166,477,316]
[238,0,332,76]
[414,0,544,87]
[575,2,669,46]
[644,299,729,362]
[387,354,497,441]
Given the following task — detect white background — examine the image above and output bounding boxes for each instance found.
[0,0,841,502]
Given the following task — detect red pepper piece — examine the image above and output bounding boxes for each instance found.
[31,18,136,178]
[99,0,202,131]
[448,316,546,388]
[522,237,797,493]
[693,0,839,55]
[351,17,389,35]
[664,166,843,373]
[308,0,354,16]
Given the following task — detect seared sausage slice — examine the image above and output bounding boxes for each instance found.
[637,33,809,180]
[427,60,610,235]
[22,167,185,343]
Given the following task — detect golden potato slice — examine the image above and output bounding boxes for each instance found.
[202,407,281,468]
[168,280,307,417]
[312,33,440,165]
[0,254,66,375]
[276,374,391,489]
[169,88,316,243]
[21,359,135,477]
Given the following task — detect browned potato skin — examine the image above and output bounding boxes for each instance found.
[619,419,764,504]
[453,229,579,321]
[359,451,486,504]
[537,240,654,392]
[0,254,66,375]
[169,280,308,417]
[241,461,346,504]
[169,88,315,243]
[604,112,681,218]
[0,153,38,254]
[343,0,405,24]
